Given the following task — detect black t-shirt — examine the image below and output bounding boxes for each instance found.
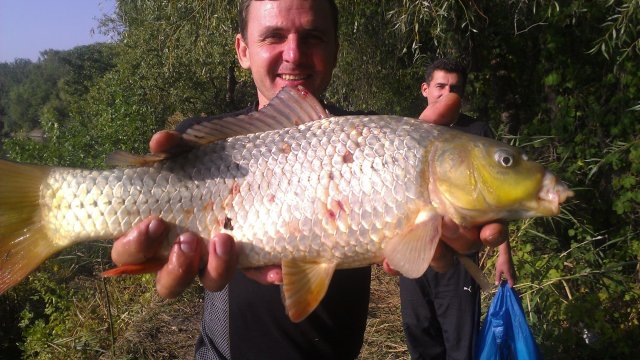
[183,104,372,360]
[452,112,494,138]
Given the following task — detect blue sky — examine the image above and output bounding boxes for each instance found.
[0,0,116,62]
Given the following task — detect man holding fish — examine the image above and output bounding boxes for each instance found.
[111,1,508,358]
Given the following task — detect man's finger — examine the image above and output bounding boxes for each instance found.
[156,232,203,298]
[382,259,401,276]
[440,217,482,254]
[480,222,507,248]
[149,130,191,154]
[111,216,166,266]
[243,265,283,285]
[495,270,503,286]
[200,233,240,291]
[504,268,517,287]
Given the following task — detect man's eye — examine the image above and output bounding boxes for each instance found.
[264,33,286,43]
[304,33,324,42]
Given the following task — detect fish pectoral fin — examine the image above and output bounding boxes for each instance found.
[383,209,442,278]
[106,151,169,167]
[281,258,337,323]
[181,86,329,145]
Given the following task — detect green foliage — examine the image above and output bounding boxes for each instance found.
[0,59,33,134]
[1,0,638,358]
[7,244,158,359]
[391,0,640,358]
[105,0,251,117]
[2,52,67,133]
[0,45,118,139]
[328,0,424,115]
[588,0,640,64]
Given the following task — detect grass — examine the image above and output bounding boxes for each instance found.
[6,245,508,359]
[359,266,408,359]
[99,284,203,360]
[95,265,409,359]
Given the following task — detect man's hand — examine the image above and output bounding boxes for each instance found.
[434,220,507,273]
[418,93,462,125]
[441,219,508,251]
[382,218,508,275]
[110,131,282,299]
[494,241,517,287]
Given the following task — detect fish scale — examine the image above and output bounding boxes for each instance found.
[0,86,573,322]
[38,115,424,269]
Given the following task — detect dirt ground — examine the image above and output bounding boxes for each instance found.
[102,266,408,359]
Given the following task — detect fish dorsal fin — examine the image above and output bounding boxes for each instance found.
[105,151,170,167]
[281,258,337,323]
[383,208,442,278]
[182,86,329,145]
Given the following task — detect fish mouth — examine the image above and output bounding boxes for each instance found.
[534,171,574,215]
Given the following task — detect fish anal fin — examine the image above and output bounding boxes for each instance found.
[106,151,169,167]
[383,209,442,278]
[182,86,329,145]
[101,259,167,277]
[281,258,337,323]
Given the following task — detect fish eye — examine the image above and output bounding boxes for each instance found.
[495,149,516,167]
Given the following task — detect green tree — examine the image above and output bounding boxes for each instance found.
[3,50,70,132]
[389,1,640,357]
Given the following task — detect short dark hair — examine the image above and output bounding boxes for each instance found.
[238,0,339,41]
[425,58,468,89]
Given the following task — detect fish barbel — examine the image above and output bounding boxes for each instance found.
[0,86,573,322]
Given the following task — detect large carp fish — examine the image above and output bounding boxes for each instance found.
[0,86,573,322]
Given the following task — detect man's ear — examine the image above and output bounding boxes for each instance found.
[420,82,429,98]
[235,34,250,69]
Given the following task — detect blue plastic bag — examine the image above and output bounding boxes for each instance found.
[476,282,542,360]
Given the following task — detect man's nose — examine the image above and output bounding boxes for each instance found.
[283,35,302,63]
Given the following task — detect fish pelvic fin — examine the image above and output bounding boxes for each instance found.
[101,259,166,277]
[182,86,329,145]
[383,208,442,278]
[0,159,60,294]
[281,258,337,323]
[456,254,493,291]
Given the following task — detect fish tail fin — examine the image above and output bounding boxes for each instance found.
[0,159,60,294]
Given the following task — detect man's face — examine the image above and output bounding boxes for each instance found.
[421,70,464,105]
[235,0,338,108]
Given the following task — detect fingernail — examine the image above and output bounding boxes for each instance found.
[268,271,282,285]
[149,219,166,238]
[179,234,196,254]
[214,235,231,258]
